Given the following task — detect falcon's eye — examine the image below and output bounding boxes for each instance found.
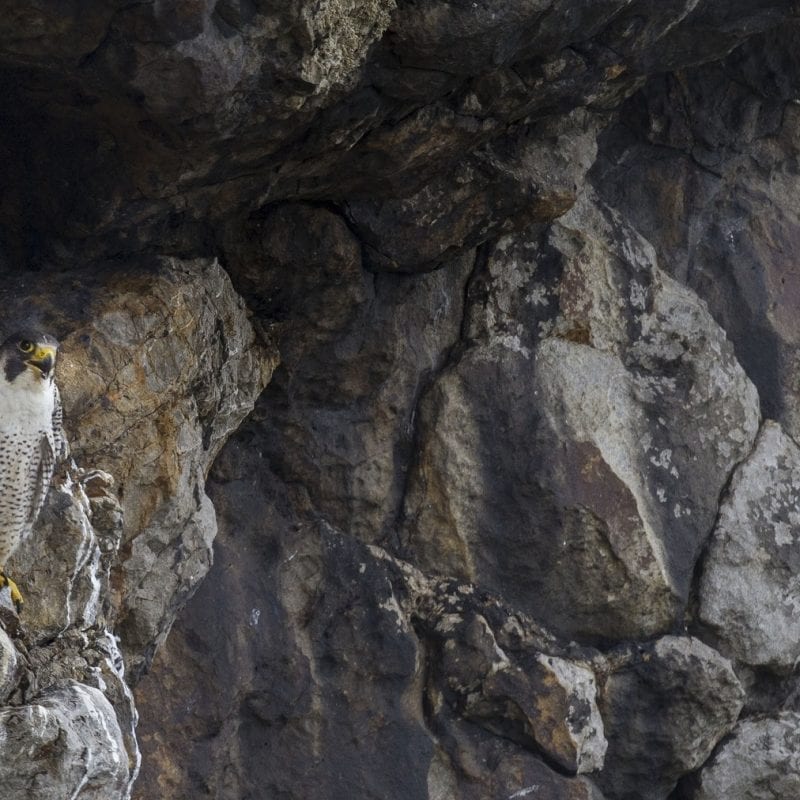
[18,340,34,353]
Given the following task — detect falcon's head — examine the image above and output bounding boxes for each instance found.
[0,331,59,384]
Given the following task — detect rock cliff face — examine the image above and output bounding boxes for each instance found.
[0,2,799,799]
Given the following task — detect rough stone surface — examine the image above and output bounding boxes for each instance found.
[685,712,800,800]
[0,625,17,701]
[224,202,473,545]
[397,555,607,776]
[0,3,799,800]
[0,682,130,800]
[0,0,789,268]
[0,468,138,799]
[0,258,273,798]
[135,439,608,799]
[8,475,117,639]
[345,108,602,272]
[699,421,800,669]
[0,257,277,678]
[596,636,745,800]
[593,24,800,442]
[401,191,759,641]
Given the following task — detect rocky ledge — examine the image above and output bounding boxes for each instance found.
[0,2,799,799]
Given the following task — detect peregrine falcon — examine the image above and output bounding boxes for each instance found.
[0,330,67,611]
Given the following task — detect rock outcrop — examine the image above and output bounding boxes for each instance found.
[596,636,744,800]
[0,682,130,800]
[0,2,798,799]
[698,421,800,670]
[684,713,800,800]
[0,259,275,798]
[402,191,760,642]
[0,470,137,798]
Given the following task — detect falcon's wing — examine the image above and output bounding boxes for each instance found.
[28,434,55,524]
[51,384,69,462]
[26,383,66,524]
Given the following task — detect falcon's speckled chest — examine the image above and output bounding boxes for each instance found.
[0,366,58,562]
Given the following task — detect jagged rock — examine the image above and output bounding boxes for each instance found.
[388,557,607,775]
[0,256,272,799]
[135,440,607,798]
[0,626,17,701]
[427,721,608,800]
[136,453,435,800]
[0,465,139,797]
[0,681,130,800]
[0,257,277,677]
[0,1,790,265]
[596,636,744,800]
[0,3,798,800]
[384,1,790,79]
[698,421,800,669]
[468,652,606,775]
[594,23,800,442]
[7,473,116,637]
[685,712,800,800]
[58,258,276,680]
[402,192,760,641]
[345,108,602,272]
[25,627,140,787]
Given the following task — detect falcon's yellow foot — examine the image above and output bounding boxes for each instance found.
[0,572,23,613]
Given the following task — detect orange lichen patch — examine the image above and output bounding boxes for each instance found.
[604,64,627,79]
[560,323,592,345]
[530,191,577,223]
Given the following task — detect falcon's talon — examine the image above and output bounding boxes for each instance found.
[0,572,23,614]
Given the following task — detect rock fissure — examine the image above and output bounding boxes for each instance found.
[392,242,488,550]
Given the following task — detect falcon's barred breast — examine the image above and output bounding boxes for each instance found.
[0,330,67,610]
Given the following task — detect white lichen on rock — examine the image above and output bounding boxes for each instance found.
[699,420,800,668]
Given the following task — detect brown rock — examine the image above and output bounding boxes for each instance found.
[1,257,277,676]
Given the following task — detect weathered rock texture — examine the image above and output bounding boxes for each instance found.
[698,421,800,670]
[0,2,798,799]
[0,259,275,798]
[683,712,800,800]
[401,191,760,643]
[0,682,130,800]
[0,470,137,798]
[596,636,744,800]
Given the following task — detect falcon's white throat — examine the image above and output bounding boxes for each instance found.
[0,362,57,435]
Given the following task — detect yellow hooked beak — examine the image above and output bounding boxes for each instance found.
[26,344,57,377]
